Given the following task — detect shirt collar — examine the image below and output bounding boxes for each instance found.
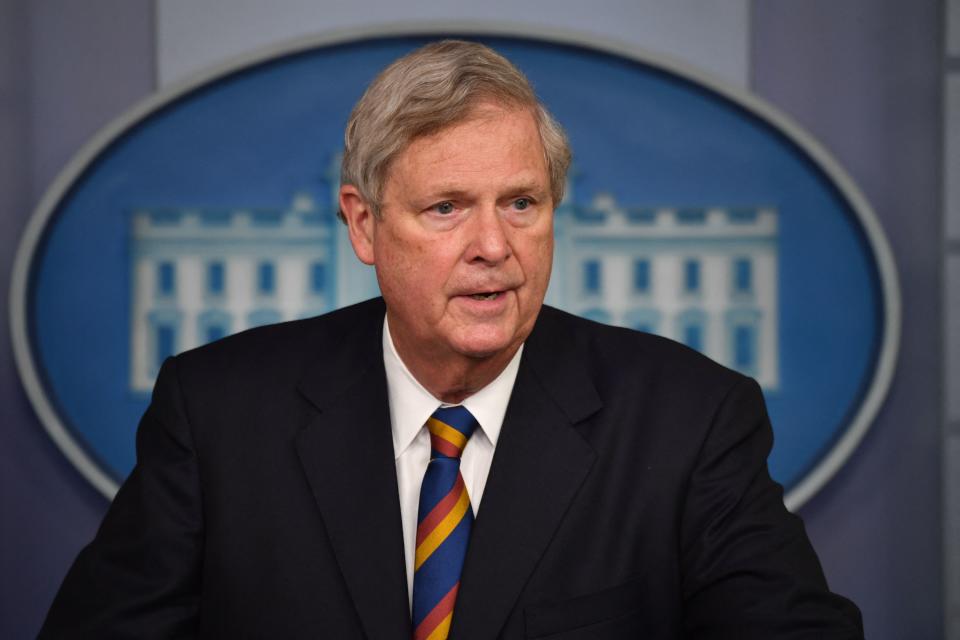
[382,314,522,460]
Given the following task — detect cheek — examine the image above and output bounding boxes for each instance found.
[376,226,421,276]
[522,233,554,283]
[376,233,455,305]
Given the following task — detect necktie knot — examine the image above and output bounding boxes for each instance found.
[426,405,477,461]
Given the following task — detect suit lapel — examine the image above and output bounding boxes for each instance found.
[294,306,411,640]
[450,309,602,640]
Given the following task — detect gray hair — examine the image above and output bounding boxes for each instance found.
[339,39,571,220]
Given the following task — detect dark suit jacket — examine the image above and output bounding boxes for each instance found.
[41,298,862,639]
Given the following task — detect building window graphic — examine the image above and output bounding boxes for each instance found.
[677,207,707,224]
[198,309,232,344]
[554,195,779,389]
[248,308,282,328]
[156,262,175,296]
[156,326,176,362]
[206,325,226,343]
[252,210,283,227]
[257,262,276,295]
[633,259,651,294]
[129,189,352,392]
[147,309,181,375]
[684,325,703,351]
[310,261,326,294]
[734,325,756,370]
[678,309,707,352]
[733,257,752,294]
[583,259,602,294]
[625,308,661,334]
[207,261,225,296]
[581,307,611,324]
[683,259,701,294]
[725,308,762,378]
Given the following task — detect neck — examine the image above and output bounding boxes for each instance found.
[389,331,519,405]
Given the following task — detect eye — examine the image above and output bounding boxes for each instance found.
[433,201,455,215]
[513,198,531,211]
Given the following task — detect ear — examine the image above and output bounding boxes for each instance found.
[339,184,376,265]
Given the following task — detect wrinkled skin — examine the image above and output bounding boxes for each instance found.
[340,104,554,402]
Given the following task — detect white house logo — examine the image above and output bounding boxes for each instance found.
[10,30,899,509]
[129,190,352,392]
[551,195,779,389]
[129,185,779,393]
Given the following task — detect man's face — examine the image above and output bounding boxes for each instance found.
[346,104,554,367]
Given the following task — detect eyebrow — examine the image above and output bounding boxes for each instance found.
[423,181,548,201]
[502,181,547,196]
[425,188,471,201]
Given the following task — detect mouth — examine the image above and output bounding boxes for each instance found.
[469,291,502,301]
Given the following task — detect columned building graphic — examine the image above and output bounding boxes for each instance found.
[548,193,779,389]
[130,184,779,391]
[128,190,380,391]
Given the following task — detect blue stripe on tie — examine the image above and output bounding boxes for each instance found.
[417,459,461,523]
[432,406,477,438]
[411,514,472,627]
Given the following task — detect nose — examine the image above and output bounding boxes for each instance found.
[467,204,511,265]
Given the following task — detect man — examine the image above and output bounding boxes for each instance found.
[42,40,863,639]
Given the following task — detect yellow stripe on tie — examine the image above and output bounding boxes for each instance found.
[425,612,453,640]
[427,417,468,452]
[415,486,471,570]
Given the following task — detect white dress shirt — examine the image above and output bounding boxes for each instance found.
[382,315,523,607]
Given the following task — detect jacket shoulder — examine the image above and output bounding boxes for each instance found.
[172,297,384,386]
[532,305,747,397]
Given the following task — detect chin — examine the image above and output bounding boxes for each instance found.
[449,325,527,361]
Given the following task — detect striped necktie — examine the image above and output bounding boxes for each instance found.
[411,405,478,640]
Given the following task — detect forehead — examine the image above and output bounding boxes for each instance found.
[386,105,548,193]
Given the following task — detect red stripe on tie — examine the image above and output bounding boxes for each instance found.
[430,433,462,458]
[416,475,464,546]
[413,582,459,640]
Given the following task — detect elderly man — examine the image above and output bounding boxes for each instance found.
[42,41,863,639]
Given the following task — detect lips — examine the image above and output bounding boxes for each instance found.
[453,282,515,300]
[469,291,501,300]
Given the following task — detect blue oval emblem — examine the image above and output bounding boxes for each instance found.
[10,30,899,509]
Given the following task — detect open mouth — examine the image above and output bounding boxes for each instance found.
[469,292,501,300]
